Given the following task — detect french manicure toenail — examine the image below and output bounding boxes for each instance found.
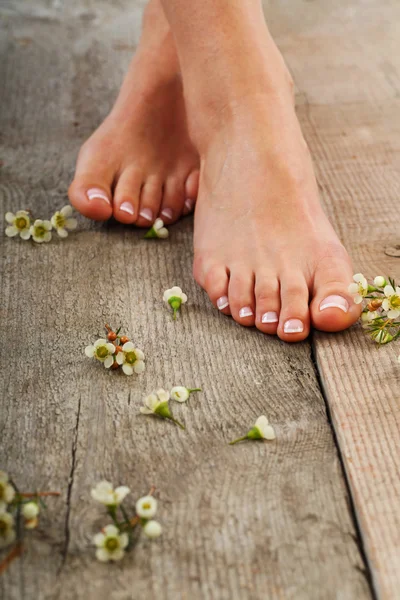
[239,306,253,318]
[185,198,194,212]
[319,295,349,313]
[284,319,304,334]
[87,188,110,204]
[262,311,279,324]
[120,201,134,216]
[217,296,229,310]
[161,208,173,220]
[139,208,153,222]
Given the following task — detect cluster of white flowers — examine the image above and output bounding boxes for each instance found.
[348,274,400,349]
[144,218,169,239]
[140,386,202,428]
[85,326,145,375]
[5,205,77,243]
[229,415,276,445]
[91,481,162,562]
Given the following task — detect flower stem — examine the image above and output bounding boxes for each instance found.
[19,491,60,498]
[229,435,248,445]
[188,388,202,393]
[168,416,185,430]
[0,543,24,575]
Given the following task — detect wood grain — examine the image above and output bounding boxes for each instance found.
[1,0,394,598]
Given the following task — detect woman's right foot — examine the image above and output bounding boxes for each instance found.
[69,0,199,227]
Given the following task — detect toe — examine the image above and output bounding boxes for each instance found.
[182,169,199,215]
[69,175,113,222]
[159,176,185,224]
[278,274,310,342]
[310,250,362,332]
[228,269,256,326]
[136,176,163,227]
[113,167,143,224]
[201,264,231,315]
[254,273,280,335]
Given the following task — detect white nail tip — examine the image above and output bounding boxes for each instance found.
[217,296,229,310]
[261,311,279,324]
[87,189,110,204]
[239,307,253,318]
[283,319,304,334]
[140,209,153,222]
[161,209,173,220]
[319,295,349,313]
[185,199,194,211]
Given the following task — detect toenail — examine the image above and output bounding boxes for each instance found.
[139,208,153,222]
[319,295,349,313]
[262,311,279,324]
[161,208,173,220]
[284,319,304,334]
[87,188,110,205]
[217,296,229,310]
[185,198,194,212]
[120,201,134,216]
[239,306,253,318]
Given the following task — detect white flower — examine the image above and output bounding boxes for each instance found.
[374,276,386,288]
[140,389,170,415]
[5,210,31,240]
[30,219,52,243]
[348,273,369,304]
[51,205,77,238]
[0,512,16,549]
[116,342,145,375]
[22,502,39,520]
[374,330,393,344]
[91,481,130,507]
[229,415,276,445]
[382,285,400,319]
[361,311,379,328]
[136,496,157,519]
[144,218,169,239]
[163,286,188,319]
[143,520,162,539]
[85,339,116,369]
[0,471,15,506]
[94,524,129,562]
[170,386,202,403]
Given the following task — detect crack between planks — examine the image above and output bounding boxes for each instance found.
[58,395,81,573]
[309,336,378,600]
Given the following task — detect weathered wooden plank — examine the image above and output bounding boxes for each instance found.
[0,2,370,599]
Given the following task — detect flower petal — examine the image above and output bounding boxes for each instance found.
[96,548,110,562]
[65,217,77,230]
[93,532,106,547]
[122,341,134,352]
[61,205,73,217]
[85,345,95,357]
[384,285,395,297]
[115,486,130,504]
[19,228,31,240]
[5,226,18,237]
[104,356,113,369]
[5,212,15,224]
[122,363,133,375]
[57,227,68,239]
[134,360,145,374]
[103,524,119,537]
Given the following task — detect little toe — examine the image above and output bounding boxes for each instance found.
[159,176,185,224]
[69,176,113,221]
[310,252,361,332]
[182,169,199,215]
[278,274,310,342]
[136,176,163,227]
[113,168,143,224]
[228,269,256,326]
[255,274,281,335]
[202,264,231,315]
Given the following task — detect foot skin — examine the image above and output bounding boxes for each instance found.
[69,1,199,227]
[192,93,361,341]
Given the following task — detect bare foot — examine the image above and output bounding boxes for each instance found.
[191,80,361,341]
[69,0,199,227]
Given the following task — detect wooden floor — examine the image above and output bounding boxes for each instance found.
[0,0,399,598]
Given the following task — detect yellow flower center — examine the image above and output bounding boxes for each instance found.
[96,346,109,359]
[125,351,136,365]
[142,502,151,510]
[54,213,66,228]
[390,295,400,308]
[105,537,119,552]
[15,216,28,230]
[35,225,46,237]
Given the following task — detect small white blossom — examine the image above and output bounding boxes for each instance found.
[85,339,116,369]
[51,205,77,238]
[163,286,188,319]
[140,389,170,415]
[144,218,169,239]
[361,310,379,328]
[0,471,15,507]
[348,273,369,304]
[136,495,157,519]
[374,330,393,344]
[373,276,386,288]
[0,512,16,549]
[229,415,276,445]
[30,219,52,243]
[91,481,130,507]
[143,520,162,539]
[5,210,31,240]
[22,502,39,520]
[94,524,129,562]
[170,386,202,403]
[116,342,145,375]
[382,285,400,319]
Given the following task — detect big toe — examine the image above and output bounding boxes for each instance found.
[310,248,362,332]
